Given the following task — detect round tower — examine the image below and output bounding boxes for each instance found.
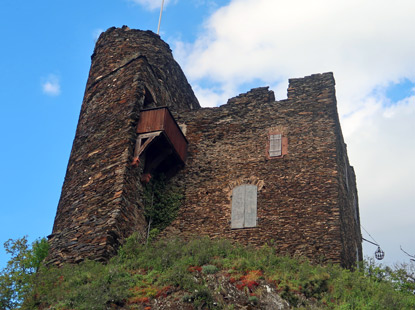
[48,26,199,265]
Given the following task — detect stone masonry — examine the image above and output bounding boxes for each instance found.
[168,75,361,268]
[47,27,200,265]
[48,26,362,268]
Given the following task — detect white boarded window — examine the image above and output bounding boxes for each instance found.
[231,184,257,229]
[269,134,282,157]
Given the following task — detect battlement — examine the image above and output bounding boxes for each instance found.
[226,87,275,105]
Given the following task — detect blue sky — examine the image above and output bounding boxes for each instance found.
[1,0,414,269]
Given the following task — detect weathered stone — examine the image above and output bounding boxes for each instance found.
[47,27,200,266]
[48,26,362,269]
[167,77,361,268]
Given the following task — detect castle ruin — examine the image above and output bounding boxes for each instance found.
[48,26,362,268]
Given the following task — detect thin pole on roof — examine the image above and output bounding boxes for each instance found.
[157,0,165,35]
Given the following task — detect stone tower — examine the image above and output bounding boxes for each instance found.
[49,26,362,268]
[48,27,200,265]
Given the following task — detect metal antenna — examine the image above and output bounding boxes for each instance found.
[157,0,165,35]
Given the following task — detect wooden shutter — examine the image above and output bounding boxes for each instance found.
[231,184,257,228]
[231,185,245,229]
[244,184,257,228]
[269,134,282,157]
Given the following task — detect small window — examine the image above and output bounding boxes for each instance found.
[267,132,287,158]
[143,86,155,108]
[231,184,257,229]
[269,134,282,157]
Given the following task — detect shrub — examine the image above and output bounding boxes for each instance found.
[26,260,133,310]
[248,295,258,305]
[191,286,215,309]
[202,264,219,275]
[143,173,183,233]
[3,235,414,309]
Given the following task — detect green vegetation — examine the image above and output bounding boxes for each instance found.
[0,237,49,309]
[202,264,219,275]
[1,235,415,309]
[142,173,182,239]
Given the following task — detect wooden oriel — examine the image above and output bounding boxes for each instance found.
[137,107,188,163]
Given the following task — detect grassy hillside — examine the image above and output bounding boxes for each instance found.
[3,235,415,309]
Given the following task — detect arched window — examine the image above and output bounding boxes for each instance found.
[231,184,257,229]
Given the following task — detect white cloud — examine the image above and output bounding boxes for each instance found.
[177,0,415,109]
[192,84,234,107]
[173,0,415,264]
[346,94,415,265]
[42,75,61,96]
[129,0,175,11]
[193,0,221,10]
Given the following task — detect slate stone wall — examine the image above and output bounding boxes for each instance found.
[48,27,199,265]
[48,26,361,268]
[167,73,361,267]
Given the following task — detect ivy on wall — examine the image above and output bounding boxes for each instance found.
[142,174,182,236]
